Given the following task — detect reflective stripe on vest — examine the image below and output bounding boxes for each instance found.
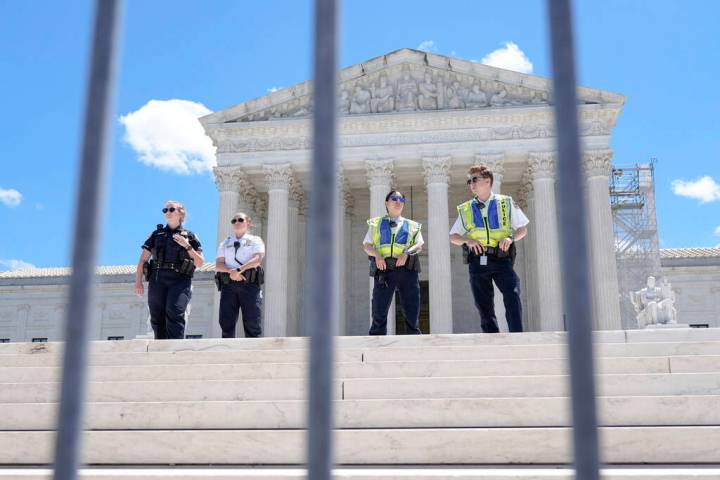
[457,195,513,247]
[367,216,421,258]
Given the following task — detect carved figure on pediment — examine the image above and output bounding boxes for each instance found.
[418,71,440,110]
[446,80,465,109]
[465,83,488,108]
[396,68,418,111]
[490,82,509,106]
[531,90,548,104]
[338,89,350,114]
[349,84,371,114]
[370,75,395,113]
[507,85,532,105]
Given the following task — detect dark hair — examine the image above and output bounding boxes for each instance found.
[467,165,494,186]
[385,190,405,202]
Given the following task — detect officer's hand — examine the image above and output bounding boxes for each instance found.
[499,237,513,252]
[396,253,408,267]
[173,234,191,250]
[134,281,144,297]
[466,239,484,255]
[374,254,387,271]
[229,271,245,282]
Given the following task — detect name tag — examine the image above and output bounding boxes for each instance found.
[480,255,488,266]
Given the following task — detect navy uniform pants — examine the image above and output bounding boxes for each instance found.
[370,268,421,335]
[468,255,523,333]
[148,269,192,340]
[219,281,262,338]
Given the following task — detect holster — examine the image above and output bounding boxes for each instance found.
[215,268,264,290]
[368,255,420,277]
[143,260,154,281]
[178,258,196,277]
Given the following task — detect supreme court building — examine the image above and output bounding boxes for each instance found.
[200,48,625,337]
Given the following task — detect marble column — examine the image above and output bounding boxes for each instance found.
[335,171,347,336]
[365,158,395,335]
[476,153,507,331]
[212,167,239,338]
[423,155,453,334]
[342,186,355,335]
[263,164,293,337]
[527,152,564,331]
[287,178,303,337]
[584,149,622,330]
[514,184,530,331]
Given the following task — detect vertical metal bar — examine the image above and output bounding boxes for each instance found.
[546,1,601,479]
[53,1,122,479]
[306,0,339,479]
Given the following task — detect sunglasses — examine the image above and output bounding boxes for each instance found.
[231,218,246,224]
[466,176,488,185]
[162,207,176,213]
[389,195,405,203]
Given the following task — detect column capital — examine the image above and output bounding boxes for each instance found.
[263,163,293,191]
[583,149,614,178]
[422,155,451,185]
[527,151,557,181]
[474,152,505,176]
[365,158,394,188]
[212,166,243,192]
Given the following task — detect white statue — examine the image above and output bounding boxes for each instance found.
[630,276,678,328]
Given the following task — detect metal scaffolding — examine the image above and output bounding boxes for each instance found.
[610,161,662,329]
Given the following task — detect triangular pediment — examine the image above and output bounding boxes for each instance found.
[201,48,625,125]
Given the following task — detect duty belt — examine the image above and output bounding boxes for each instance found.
[157,262,180,270]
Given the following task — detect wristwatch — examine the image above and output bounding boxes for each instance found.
[185,245,192,251]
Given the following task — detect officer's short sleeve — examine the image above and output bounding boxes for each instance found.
[449,216,466,236]
[362,227,373,245]
[413,231,425,246]
[216,240,226,260]
[511,203,530,229]
[142,232,155,251]
[253,236,265,256]
[189,232,202,252]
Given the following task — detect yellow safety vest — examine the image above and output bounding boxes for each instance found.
[457,195,513,247]
[367,216,421,258]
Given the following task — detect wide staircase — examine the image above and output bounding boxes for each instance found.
[1,328,720,479]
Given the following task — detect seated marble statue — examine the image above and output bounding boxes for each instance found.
[349,84,371,114]
[418,71,439,110]
[630,276,678,328]
[370,75,394,113]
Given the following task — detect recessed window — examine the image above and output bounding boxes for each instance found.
[32,338,48,343]
[0,338,10,343]
[186,334,203,339]
[107,336,124,341]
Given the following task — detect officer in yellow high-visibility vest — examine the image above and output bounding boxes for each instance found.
[449,165,529,333]
[363,190,424,335]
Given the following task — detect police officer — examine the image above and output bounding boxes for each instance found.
[215,212,265,338]
[449,165,529,333]
[363,190,424,335]
[134,200,204,339]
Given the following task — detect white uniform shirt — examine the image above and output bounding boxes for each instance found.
[363,216,424,248]
[216,233,265,269]
[449,193,529,236]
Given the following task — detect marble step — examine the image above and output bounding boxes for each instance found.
[3,468,720,479]
[1,356,706,383]
[2,395,718,430]
[1,327,718,355]
[1,427,720,464]
[2,372,720,403]
[3,341,720,368]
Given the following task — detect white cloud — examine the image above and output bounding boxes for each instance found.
[671,176,720,203]
[0,259,36,272]
[714,226,720,236]
[267,86,283,93]
[119,99,216,175]
[417,40,438,53]
[0,188,22,207]
[481,42,534,74]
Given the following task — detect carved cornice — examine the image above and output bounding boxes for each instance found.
[583,149,614,179]
[207,106,619,154]
[422,155,451,185]
[263,164,293,192]
[365,158,394,188]
[527,151,557,181]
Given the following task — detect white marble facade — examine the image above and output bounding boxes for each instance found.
[0,48,653,340]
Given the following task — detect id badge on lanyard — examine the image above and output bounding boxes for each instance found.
[480,254,488,266]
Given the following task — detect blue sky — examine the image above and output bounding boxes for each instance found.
[1,0,719,270]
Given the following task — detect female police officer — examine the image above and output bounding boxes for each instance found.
[215,212,265,338]
[134,200,204,339]
[362,190,424,335]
